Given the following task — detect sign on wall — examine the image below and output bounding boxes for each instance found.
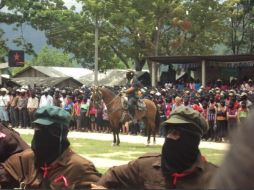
[8,50,25,67]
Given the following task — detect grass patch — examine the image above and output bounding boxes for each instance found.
[21,134,226,172]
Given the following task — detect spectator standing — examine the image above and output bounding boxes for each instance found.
[226,101,238,135]
[102,102,110,133]
[73,96,82,131]
[16,89,28,128]
[215,100,227,142]
[207,98,217,141]
[172,96,183,110]
[27,90,39,128]
[0,88,10,126]
[238,100,249,125]
[63,95,74,129]
[80,97,89,131]
[88,102,97,132]
[39,89,53,108]
[9,90,19,128]
[96,100,104,133]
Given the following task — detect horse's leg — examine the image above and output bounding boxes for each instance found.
[145,119,151,146]
[112,128,116,146]
[116,125,120,146]
[153,127,156,145]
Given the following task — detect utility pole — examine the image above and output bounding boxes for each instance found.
[94,17,99,85]
[152,26,159,87]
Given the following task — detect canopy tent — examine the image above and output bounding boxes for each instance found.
[148,54,254,86]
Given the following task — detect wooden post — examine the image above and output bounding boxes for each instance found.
[201,59,206,87]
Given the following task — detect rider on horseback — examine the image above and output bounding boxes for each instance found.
[124,70,142,119]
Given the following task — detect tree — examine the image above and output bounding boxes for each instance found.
[32,46,76,67]
[165,0,227,56]
[223,0,254,54]
[0,30,8,62]
[0,0,67,56]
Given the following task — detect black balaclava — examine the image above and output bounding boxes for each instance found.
[161,126,200,175]
[31,124,70,168]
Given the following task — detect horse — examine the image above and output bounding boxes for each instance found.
[91,86,160,146]
[0,123,30,162]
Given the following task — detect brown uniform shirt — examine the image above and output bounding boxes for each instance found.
[97,153,217,189]
[0,124,29,162]
[1,148,101,189]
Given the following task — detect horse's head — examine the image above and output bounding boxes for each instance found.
[91,86,103,105]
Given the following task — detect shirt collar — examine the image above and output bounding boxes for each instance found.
[152,154,206,171]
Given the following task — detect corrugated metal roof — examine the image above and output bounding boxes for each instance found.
[79,69,149,86]
[30,66,93,79]
[11,77,76,87]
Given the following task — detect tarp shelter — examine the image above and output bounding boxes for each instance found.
[13,66,93,79]
[11,77,83,89]
[148,54,254,86]
[79,69,150,86]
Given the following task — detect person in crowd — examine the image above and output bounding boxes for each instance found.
[240,92,252,109]
[215,100,227,142]
[165,97,172,119]
[102,102,110,133]
[16,89,28,128]
[95,100,104,133]
[238,100,249,125]
[39,89,53,108]
[53,93,62,108]
[192,99,203,113]
[9,90,19,128]
[80,97,90,131]
[73,95,82,131]
[0,88,10,126]
[0,106,101,189]
[63,95,74,129]
[226,101,238,135]
[88,102,97,132]
[206,98,217,141]
[209,111,254,189]
[93,107,217,189]
[172,96,183,110]
[27,90,39,128]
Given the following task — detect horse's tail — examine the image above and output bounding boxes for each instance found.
[155,109,160,133]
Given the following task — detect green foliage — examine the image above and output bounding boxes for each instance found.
[223,0,254,54]
[0,30,8,62]
[32,46,75,67]
[1,0,254,72]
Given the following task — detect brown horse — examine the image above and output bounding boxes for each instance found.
[91,86,160,146]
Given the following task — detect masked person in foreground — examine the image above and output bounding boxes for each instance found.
[0,106,101,189]
[94,107,217,189]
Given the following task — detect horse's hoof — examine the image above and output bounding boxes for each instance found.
[111,143,116,146]
[146,143,150,147]
[153,142,156,145]
[117,144,120,146]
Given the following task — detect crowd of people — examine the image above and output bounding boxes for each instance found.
[1,73,254,188]
[0,76,253,142]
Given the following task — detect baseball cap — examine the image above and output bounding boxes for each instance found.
[33,106,71,127]
[163,106,208,137]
